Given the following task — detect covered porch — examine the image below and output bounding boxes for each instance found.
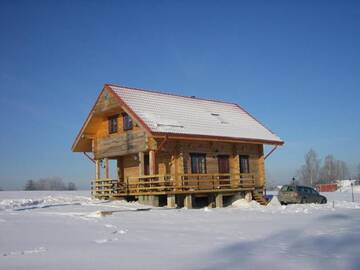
[91,172,257,199]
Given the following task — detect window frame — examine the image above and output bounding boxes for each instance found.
[239,155,250,174]
[108,115,118,134]
[190,153,207,174]
[122,113,133,131]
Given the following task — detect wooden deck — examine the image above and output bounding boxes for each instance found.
[91,173,256,198]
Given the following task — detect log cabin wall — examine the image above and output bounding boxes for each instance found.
[154,139,266,187]
[92,89,148,159]
[123,154,140,183]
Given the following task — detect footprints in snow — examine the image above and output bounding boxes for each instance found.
[94,224,128,244]
[3,247,47,257]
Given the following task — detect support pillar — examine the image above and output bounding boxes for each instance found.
[104,158,109,179]
[149,150,155,175]
[95,160,101,180]
[94,160,101,198]
[167,194,176,208]
[117,157,124,181]
[184,194,193,209]
[215,193,223,208]
[139,152,145,176]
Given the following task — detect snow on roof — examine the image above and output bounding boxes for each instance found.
[108,84,283,144]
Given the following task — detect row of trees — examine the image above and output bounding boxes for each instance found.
[24,177,77,191]
[297,149,359,186]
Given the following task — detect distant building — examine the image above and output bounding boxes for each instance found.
[316,183,338,192]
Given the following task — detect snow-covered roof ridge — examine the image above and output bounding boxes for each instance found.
[106,83,284,145]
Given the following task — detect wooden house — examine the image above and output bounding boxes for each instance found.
[72,84,283,207]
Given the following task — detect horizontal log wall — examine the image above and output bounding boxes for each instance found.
[95,130,147,159]
[123,154,140,184]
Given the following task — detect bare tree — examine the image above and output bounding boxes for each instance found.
[319,155,349,182]
[336,160,349,180]
[23,177,73,191]
[67,182,77,190]
[297,149,320,186]
[24,179,36,190]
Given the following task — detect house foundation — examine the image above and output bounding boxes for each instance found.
[215,193,224,208]
[184,194,193,209]
[137,195,160,207]
[167,194,176,208]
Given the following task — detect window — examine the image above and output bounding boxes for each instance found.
[190,153,207,174]
[239,155,250,173]
[281,185,296,192]
[123,113,133,131]
[288,186,295,192]
[108,115,118,134]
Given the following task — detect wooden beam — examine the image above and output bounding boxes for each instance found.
[139,152,145,176]
[104,158,109,179]
[149,150,156,175]
[95,160,101,180]
[264,145,278,160]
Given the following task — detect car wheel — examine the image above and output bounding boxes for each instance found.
[300,198,305,204]
[321,198,326,204]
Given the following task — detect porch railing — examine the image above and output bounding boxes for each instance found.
[91,173,256,197]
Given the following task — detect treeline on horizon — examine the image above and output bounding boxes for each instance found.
[296,149,360,186]
[24,177,77,191]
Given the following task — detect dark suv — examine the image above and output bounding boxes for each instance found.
[278,185,327,205]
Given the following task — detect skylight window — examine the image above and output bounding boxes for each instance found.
[211,113,228,124]
[156,123,184,128]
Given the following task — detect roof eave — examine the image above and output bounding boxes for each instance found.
[151,132,284,146]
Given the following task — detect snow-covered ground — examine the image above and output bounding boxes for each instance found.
[1,190,360,270]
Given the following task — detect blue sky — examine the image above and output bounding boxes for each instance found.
[0,0,359,189]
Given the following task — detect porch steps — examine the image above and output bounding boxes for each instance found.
[252,190,269,206]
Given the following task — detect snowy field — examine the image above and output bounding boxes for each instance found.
[1,190,360,270]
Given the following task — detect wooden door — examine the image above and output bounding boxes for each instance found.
[218,155,230,173]
[218,155,230,188]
